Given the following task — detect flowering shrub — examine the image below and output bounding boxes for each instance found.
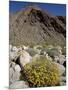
[22,56,60,87]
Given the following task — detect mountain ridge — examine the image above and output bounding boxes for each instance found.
[9,6,66,46]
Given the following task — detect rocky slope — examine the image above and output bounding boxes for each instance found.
[9,6,66,46]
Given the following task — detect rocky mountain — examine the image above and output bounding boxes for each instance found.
[9,6,66,46]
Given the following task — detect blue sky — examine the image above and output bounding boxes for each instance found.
[9,1,66,16]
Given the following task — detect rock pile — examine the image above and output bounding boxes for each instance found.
[9,44,66,88]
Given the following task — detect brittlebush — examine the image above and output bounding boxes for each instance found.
[22,56,60,87]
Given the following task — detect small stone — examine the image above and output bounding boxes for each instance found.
[12,46,18,52]
[22,45,29,50]
[14,64,21,72]
[54,56,59,63]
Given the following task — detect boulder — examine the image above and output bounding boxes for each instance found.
[56,63,65,76]
[9,45,19,61]
[59,55,66,65]
[9,51,19,61]
[9,64,21,84]
[54,55,65,65]
[9,81,29,89]
[18,50,32,67]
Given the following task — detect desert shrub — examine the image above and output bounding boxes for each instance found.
[26,48,39,56]
[46,48,60,58]
[22,56,60,87]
